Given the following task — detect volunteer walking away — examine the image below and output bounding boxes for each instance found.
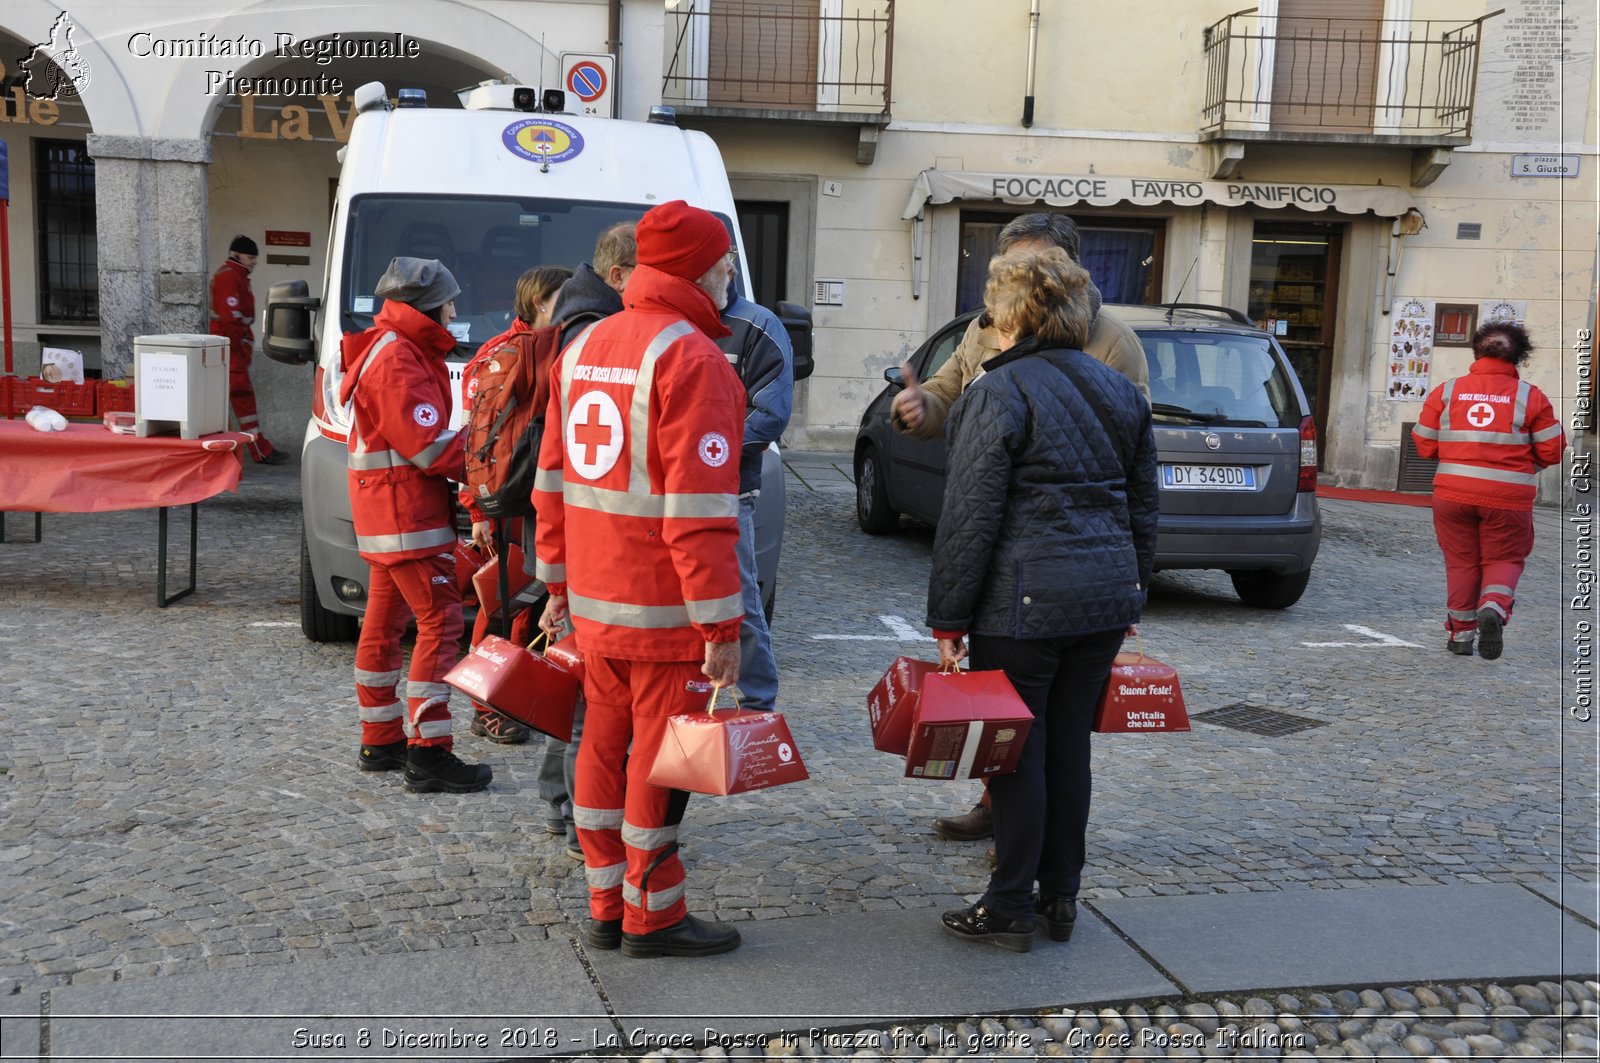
[535,201,747,958]
[209,235,288,464]
[1412,322,1565,660]
[342,256,492,794]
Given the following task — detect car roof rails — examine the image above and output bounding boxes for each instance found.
[1158,302,1255,327]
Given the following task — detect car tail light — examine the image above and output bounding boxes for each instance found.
[1298,416,1318,493]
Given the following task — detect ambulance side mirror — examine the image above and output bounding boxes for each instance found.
[775,301,813,381]
[263,280,321,366]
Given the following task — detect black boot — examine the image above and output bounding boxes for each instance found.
[586,918,622,950]
[1034,895,1078,942]
[620,914,741,958]
[403,745,492,793]
[1476,609,1504,660]
[941,901,1034,953]
[358,740,408,772]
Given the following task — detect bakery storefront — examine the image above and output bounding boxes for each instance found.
[902,170,1417,478]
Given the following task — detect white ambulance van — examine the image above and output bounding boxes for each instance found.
[264,82,807,641]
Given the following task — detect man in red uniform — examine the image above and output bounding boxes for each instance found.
[1413,322,1565,660]
[535,201,746,957]
[209,235,287,464]
[341,257,491,793]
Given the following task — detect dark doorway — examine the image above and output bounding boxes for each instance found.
[736,200,789,309]
[1247,220,1343,462]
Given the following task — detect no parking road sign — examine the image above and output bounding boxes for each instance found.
[560,52,615,118]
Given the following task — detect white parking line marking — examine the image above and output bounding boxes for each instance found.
[1302,624,1421,649]
[250,622,300,627]
[812,614,934,642]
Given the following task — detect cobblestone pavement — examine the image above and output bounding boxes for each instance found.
[0,451,1594,1055]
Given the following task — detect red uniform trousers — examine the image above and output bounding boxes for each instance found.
[221,335,277,461]
[1431,496,1534,644]
[573,654,708,935]
[354,552,463,749]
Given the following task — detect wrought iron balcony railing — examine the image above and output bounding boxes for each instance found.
[662,0,892,116]
[1201,7,1500,142]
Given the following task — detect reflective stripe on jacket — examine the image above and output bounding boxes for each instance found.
[339,302,467,563]
[1412,357,1565,510]
[533,265,745,661]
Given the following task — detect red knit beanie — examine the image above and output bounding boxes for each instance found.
[635,200,730,281]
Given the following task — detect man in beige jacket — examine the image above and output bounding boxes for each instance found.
[891,211,1151,845]
[893,212,1149,440]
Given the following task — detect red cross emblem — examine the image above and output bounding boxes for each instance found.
[698,431,731,468]
[1466,401,1496,429]
[565,392,623,479]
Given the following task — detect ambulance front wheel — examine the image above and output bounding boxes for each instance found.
[301,527,359,642]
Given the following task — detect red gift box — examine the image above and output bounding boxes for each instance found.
[1093,650,1190,733]
[453,539,491,602]
[470,540,534,619]
[646,691,810,796]
[443,634,578,740]
[867,656,940,755]
[905,668,1032,780]
[544,632,585,686]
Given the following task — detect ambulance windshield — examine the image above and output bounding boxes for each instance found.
[340,195,651,350]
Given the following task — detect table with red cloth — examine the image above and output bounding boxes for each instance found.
[0,421,251,605]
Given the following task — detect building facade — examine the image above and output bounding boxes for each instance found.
[0,0,1594,494]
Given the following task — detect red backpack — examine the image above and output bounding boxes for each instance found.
[462,325,563,520]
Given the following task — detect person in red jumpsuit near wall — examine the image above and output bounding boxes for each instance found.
[340,256,492,794]
[535,201,747,958]
[209,235,288,464]
[1413,322,1566,661]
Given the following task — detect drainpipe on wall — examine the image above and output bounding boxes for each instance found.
[1383,209,1426,315]
[608,0,623,115]
[1022,0,1040,127]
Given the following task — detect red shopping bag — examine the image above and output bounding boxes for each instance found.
[443,633,578,740]
[905,667,1033,780]
[645,689,810,796]
[1093,646,1189,733]
[867,656,941,755]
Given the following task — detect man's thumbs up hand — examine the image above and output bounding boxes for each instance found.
[890,361,926,430]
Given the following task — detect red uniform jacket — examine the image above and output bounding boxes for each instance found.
[533,265,745,661]
[208,259,254,360]
[339,302,467,563]
[1413,357,1566,510]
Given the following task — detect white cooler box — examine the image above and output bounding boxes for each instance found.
[134,334,230,439]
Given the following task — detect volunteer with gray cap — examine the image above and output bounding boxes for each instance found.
[340,256,492,794]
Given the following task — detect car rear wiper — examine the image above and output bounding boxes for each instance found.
[1150,402,1228,424]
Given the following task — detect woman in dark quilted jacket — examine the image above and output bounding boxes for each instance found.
[926,246,1158,952]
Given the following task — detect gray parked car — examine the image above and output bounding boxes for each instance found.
[853,303,1321,608]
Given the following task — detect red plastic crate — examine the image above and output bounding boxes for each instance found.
[14,377,97,417]
[0,376,13,417]
[98,379,136,413]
